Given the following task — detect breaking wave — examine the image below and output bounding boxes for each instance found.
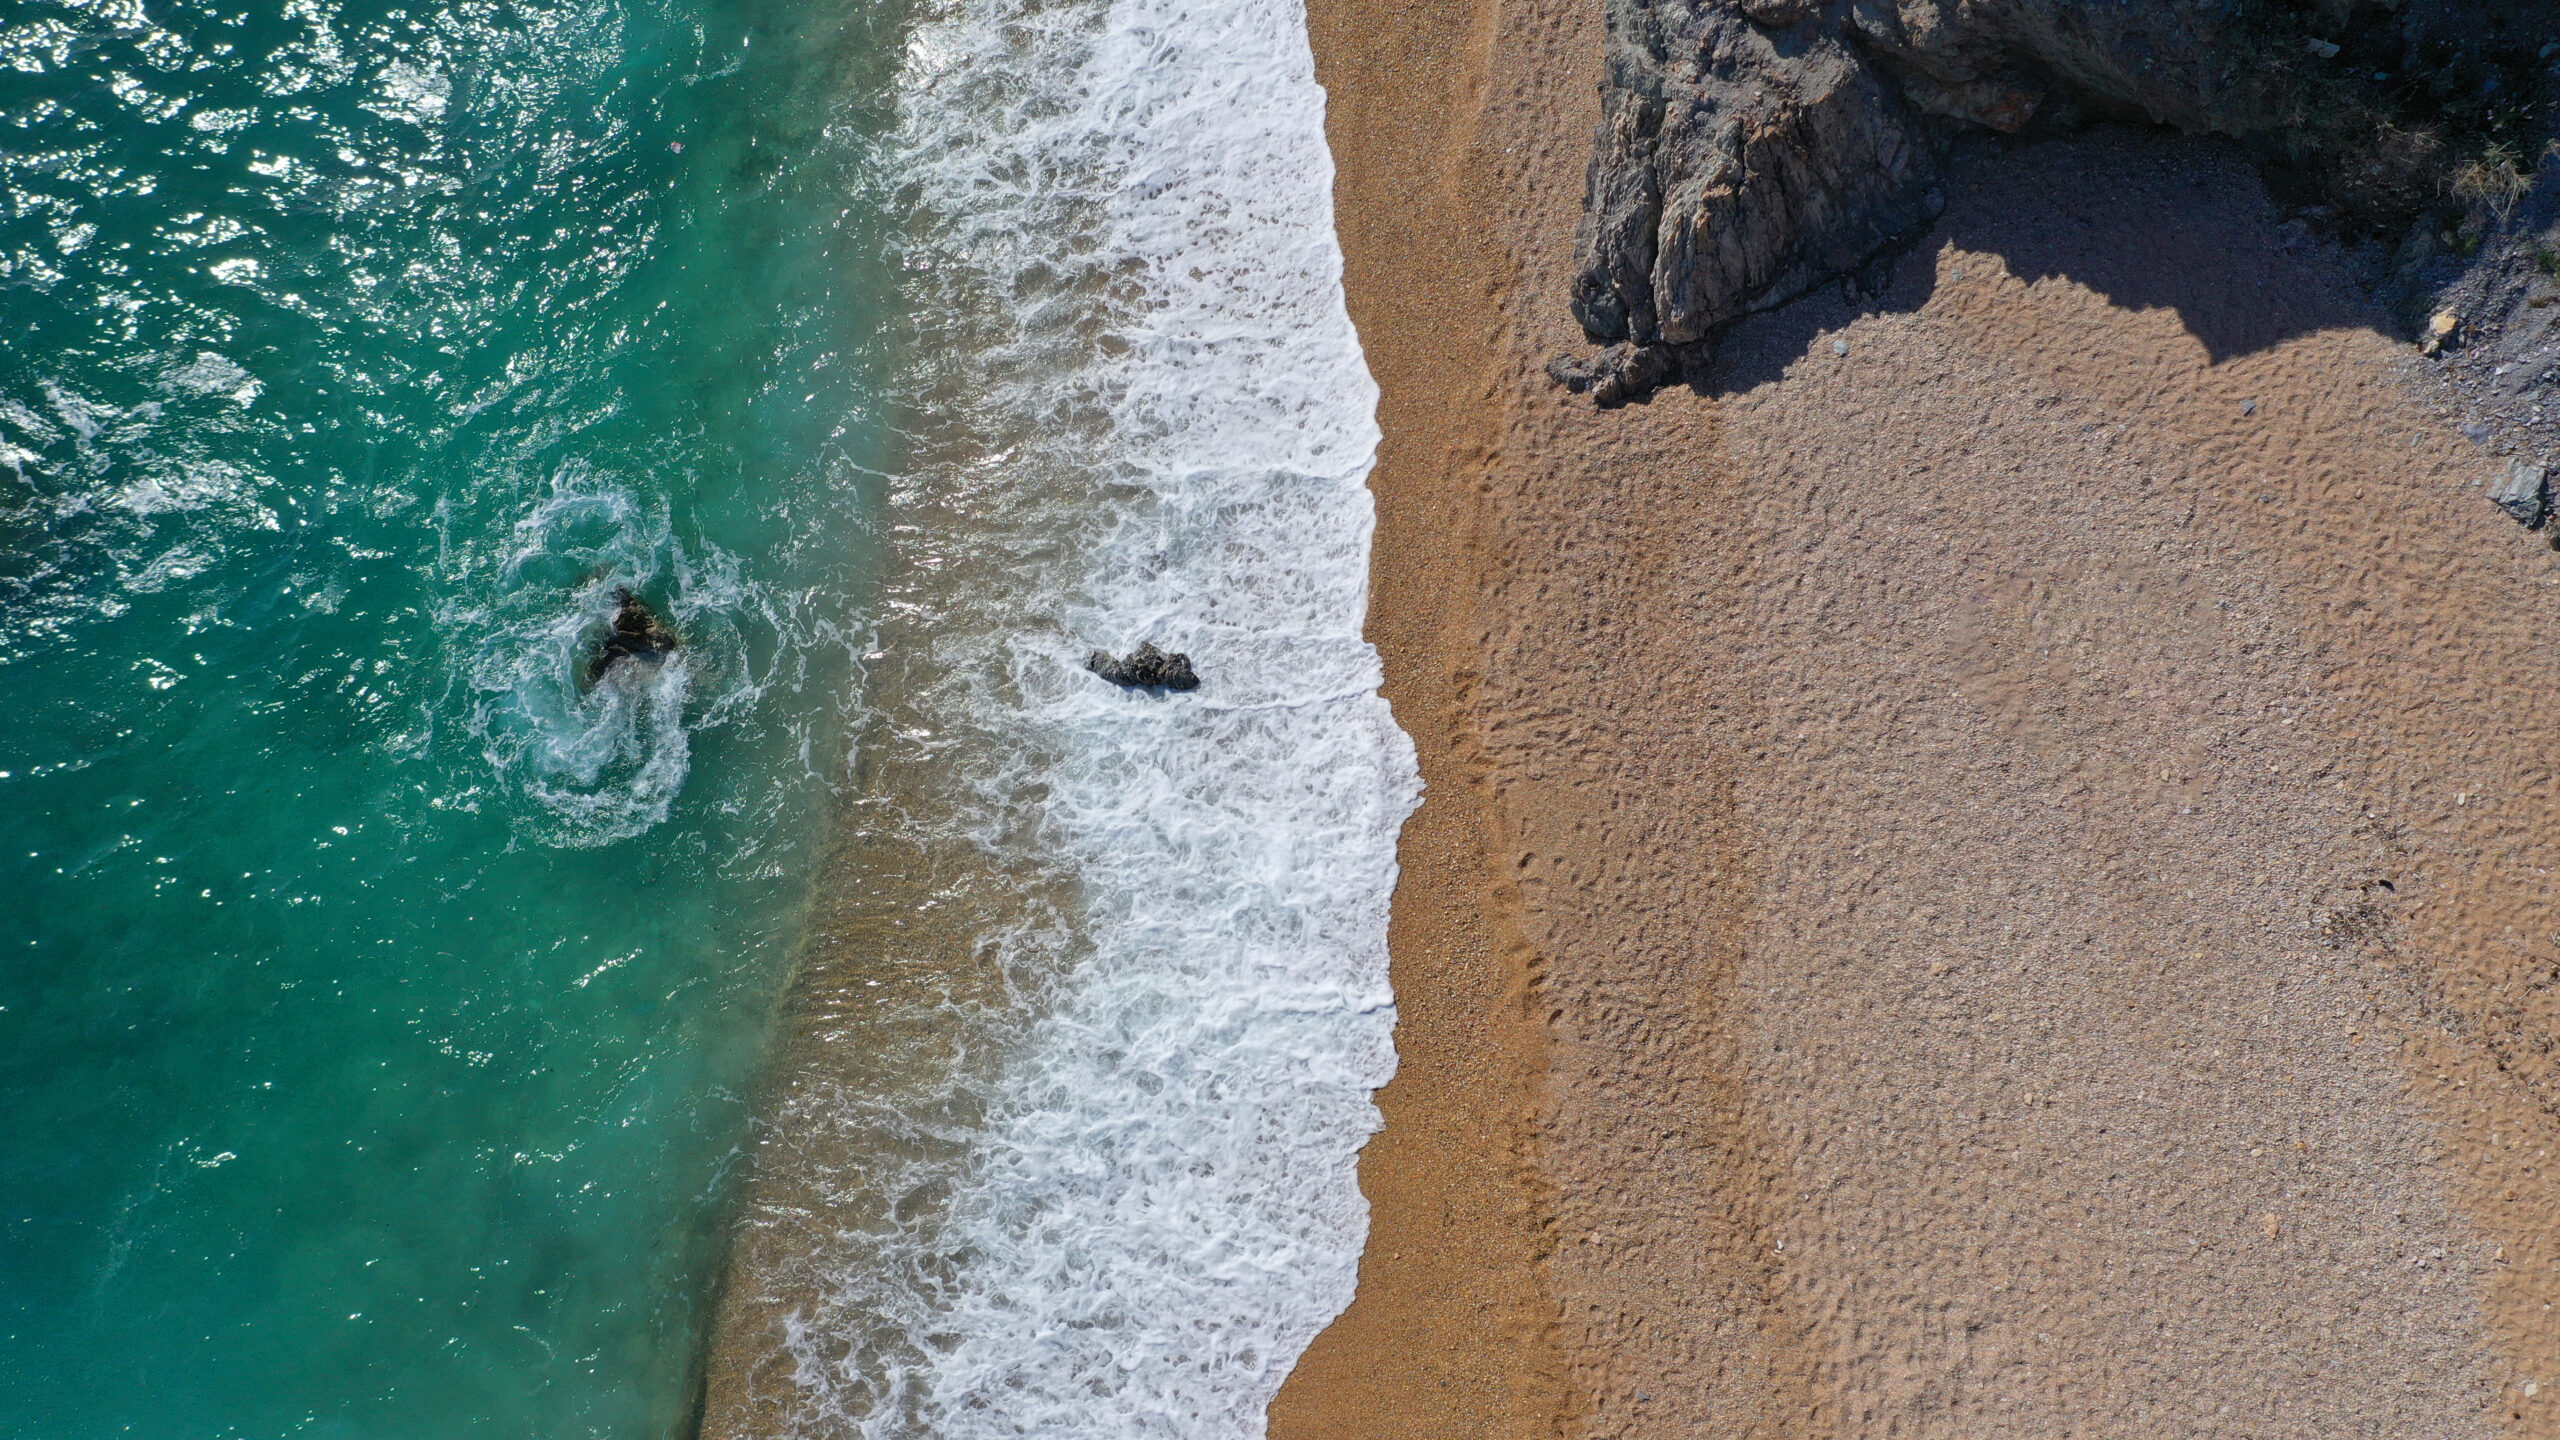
[729,0,1419,1430]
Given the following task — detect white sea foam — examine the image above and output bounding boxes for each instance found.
[161,351,263,407]
[765,0,1417,1431]
[367,61,450,125]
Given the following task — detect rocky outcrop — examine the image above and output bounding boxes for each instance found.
[2402,147,2560,490]
[1571,6,1938,351]
[586,587,679,686]
[1087,641,1201,691]
[1567,0,2560,400]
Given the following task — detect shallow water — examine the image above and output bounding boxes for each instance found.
[0,0,901,1432]
[702,0,1417,1432]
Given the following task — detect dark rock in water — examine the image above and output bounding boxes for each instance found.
[587,587,679,685]
[1564,0,2560,403]
[1087,641,1200,691]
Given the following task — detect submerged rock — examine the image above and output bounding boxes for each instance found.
[587,587,680,685]
[1087,641,1200,691]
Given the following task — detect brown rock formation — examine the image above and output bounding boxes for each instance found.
[1566,0,2560,401]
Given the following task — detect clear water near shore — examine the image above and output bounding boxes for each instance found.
[1,0,901,1431]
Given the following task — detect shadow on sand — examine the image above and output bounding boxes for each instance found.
[1698,128,2399,399]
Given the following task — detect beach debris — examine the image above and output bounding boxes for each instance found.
[2489,458,2548,528]
[2260,1212,2283,1241]
[2239,398,2257,416]
[1831,338,1850,356]
[1087,641,1199,691]
[586,587,680,685]
[2423,311,2460,356]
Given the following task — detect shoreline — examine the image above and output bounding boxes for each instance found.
[1272,0,1592,1430]
[1289,0,2560,1431]
[696,0,1416,1430]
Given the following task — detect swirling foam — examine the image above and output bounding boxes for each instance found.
[445,463,759,847]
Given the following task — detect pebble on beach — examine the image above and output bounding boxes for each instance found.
[2489,458,2548,528]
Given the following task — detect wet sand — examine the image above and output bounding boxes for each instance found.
[1284,0,2560,1434]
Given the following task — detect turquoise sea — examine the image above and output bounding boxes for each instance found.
[0,0,902,1432]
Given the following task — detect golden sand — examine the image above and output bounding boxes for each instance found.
[1284,0,2560,1434]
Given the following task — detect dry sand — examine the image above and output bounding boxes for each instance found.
[1281,0,2560,1436]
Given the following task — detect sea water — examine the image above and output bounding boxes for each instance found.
[0,0,1413,1432]
[0,0,900,1432]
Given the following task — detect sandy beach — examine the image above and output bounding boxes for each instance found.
[1284,0,2560,1435]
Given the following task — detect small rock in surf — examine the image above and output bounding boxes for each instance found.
[1087,641,1199,691]
[587,587,680,685]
